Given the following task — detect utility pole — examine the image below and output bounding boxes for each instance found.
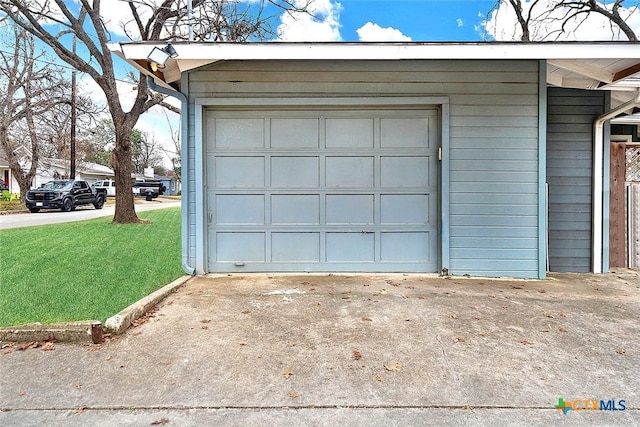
[70,36,76,179]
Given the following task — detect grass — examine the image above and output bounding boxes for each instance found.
[0,207,183,327]
[0,200,27,213]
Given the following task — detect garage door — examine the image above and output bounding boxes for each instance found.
[206,108,439,272]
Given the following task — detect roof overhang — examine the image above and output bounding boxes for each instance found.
[110,41,640,107]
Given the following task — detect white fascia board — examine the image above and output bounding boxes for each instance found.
[115,42,640,61]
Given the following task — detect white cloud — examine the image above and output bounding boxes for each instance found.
[457,18,464,28]
[277,0,343,41]
[356,22,412,42]
[482,0,640,41]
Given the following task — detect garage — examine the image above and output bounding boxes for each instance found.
[205,107,440,272]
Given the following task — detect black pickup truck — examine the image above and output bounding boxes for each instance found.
[25,180,107,213]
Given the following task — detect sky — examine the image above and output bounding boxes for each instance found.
[275,0,496,42]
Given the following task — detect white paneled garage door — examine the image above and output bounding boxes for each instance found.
[206,108,439,272]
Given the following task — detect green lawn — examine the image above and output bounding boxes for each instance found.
[0,208,183,327]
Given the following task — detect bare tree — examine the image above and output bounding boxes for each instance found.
[1,0,310,223]
[0,26,68,200]
[164,111,182,184]
[132,129,164,174]
[486,0,638,40]
[553,0,638,40]
[36,87,103,162]
[82,118,116,167]
[487,0,544,40]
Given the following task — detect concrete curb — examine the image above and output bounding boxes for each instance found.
[0,321,102,344]
[0,276,192,344]
[104,275,193,335]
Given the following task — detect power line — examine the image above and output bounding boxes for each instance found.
[0,48,139,87]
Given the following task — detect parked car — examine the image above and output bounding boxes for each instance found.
[25,180,107,213]
[92,179,116,196]
[132,181,166,201]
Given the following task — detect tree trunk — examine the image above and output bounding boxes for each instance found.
[111,122,140,224]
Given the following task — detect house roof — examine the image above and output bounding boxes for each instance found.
[111,41,640,108]
[42,158,114,176]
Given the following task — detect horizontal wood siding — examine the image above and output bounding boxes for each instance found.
[546,87,605,272]
[187,60,540,277]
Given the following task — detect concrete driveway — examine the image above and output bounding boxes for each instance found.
[1,271,638,426]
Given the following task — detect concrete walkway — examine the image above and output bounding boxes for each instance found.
[1,271,638,426]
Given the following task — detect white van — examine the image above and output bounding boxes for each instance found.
[92,179,116,196]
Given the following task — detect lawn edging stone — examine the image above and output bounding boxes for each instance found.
[104,275,192,335]
[0,321,102,344]
[0,276,192,344]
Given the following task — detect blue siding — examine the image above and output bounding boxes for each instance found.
[546,87,606,272]
[187,60,541,277]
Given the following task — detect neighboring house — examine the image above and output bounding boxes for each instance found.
[113,41,640,278]
[0,147,114,191]
[34,157,114,187]
[132,168,180,196]
[0,152,18,194]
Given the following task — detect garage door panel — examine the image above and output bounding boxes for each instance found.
[381,194,431,225]
[212,118,264,149]
[216,195,265,224]
[326,118,374,148]
[271,157,319,187]
[381,118,431,148]
[216,233,265,262]
[207,108,439,272]
[214,157,264,187]
[272,233,320,262]
[271,118,319,148]
[381,157,430,187]
[381,232,431,262]
[326,233,375,262]
[272,195,320,224]
[326,157,374,187]
[326,194,374,224]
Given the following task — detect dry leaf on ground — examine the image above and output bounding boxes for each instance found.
[283,370,293,379]
[384,362,402,372]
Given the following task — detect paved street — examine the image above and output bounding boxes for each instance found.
[0,199,181,230]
